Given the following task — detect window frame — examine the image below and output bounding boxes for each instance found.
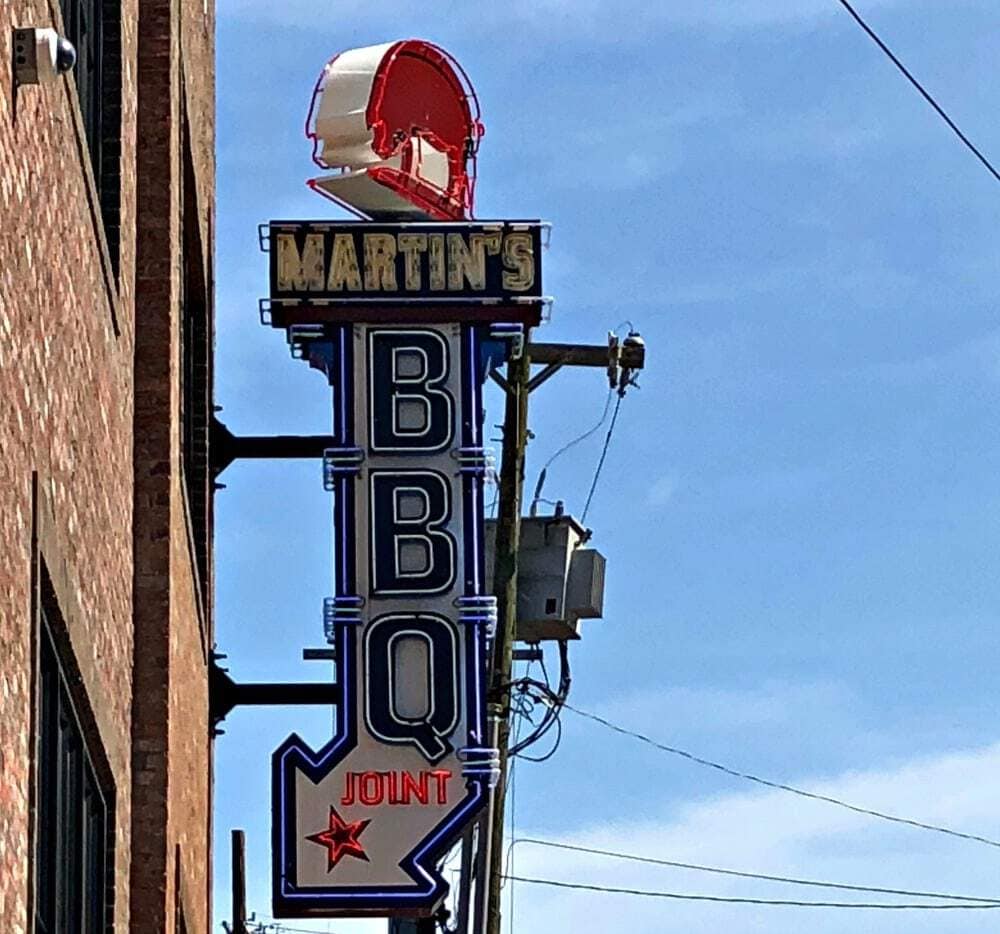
[32,581,115,934]
[180,108,213,646]
[57,0,122,279]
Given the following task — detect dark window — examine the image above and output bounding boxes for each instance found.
[59,0,122,275]
[33,611,112,933]
[181,117,213,629]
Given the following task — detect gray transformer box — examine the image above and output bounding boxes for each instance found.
[484,515,606,642]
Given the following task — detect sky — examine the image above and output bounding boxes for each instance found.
[211,1,1000,931]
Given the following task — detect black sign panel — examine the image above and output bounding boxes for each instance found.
[265,221,544,327]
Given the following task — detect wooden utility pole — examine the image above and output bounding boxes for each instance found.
[231,829,248,934]
[474,334,645,934]
[480,346,531,934]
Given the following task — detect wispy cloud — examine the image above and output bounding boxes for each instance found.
[509,741,1000,933]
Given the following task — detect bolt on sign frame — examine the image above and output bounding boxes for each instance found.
[267,220,545,919]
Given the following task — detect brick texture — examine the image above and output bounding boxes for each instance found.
[0,0,214,930]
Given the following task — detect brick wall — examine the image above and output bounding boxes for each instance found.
[0,0,214,929]
[131,0,215,930]
[1,0,139,928]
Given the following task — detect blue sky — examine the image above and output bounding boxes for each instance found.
[211,2,1000,930]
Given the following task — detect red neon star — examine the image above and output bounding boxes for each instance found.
[306,806,371,871]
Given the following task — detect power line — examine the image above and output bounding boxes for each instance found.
[507,700,521,934]
[503,875,1000,909]
[835,0,1000,184]
[563,702,1000,850]
[509,642,571,760]
[247,922,347,934]
[542,389,614,475]
[581,394,624,524]
[529,389,613,516]
[512,838,1000,904]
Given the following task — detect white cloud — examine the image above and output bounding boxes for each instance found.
[507,741,1000,933]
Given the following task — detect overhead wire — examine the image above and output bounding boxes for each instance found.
[511,838,1000,905]
[509,642,571,759]
[562,702,1000,851]
[514,651,565,763]
[530,389,614,514]
[541,389,614,474]
[529,320,640,518]
[247,921,348,934]
[581,394,624,524]
[516,717,562,763]
[501,875,1000,910]
[835,0,1000,184]
[507,690,522,933]
[500,661,530,899]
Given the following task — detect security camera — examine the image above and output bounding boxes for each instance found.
[12,27,76,86]
[54,35,77,74]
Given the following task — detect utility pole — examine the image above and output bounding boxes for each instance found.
[482,345,531,934]
[475,333,645,934]
[232,829,248,934]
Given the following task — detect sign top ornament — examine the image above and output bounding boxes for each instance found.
[305,40,484,221]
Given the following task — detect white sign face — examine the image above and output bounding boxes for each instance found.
[273,323,496,918]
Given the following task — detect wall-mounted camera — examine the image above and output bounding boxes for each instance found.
[13,27,76,86]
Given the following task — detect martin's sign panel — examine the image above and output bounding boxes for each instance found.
[272,323,497,917]
[265,221,544,326]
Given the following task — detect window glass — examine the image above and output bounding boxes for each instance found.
[59,0,121,275]
[34,613,110,933]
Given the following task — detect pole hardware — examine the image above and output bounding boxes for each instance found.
[487,337,645,396]
[209,654,341,735]
[617,331,645,397]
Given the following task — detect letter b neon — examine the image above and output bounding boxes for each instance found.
[368,329,453,453]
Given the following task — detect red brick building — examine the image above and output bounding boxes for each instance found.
[1,0,215,930]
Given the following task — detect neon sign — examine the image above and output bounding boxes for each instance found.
[263,220,545,329]
[338,770,454,807]
[304,40,483,221]
[270,38,536,920]
[271,322,499,917]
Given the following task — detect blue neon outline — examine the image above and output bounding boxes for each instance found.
[272,324,492,917]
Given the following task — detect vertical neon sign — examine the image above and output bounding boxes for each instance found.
[267,39,545,920]
[271,322,500,917]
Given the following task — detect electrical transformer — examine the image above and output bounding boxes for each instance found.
[484,515,606,642]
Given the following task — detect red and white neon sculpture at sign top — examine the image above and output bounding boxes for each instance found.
[305,40,484,221]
